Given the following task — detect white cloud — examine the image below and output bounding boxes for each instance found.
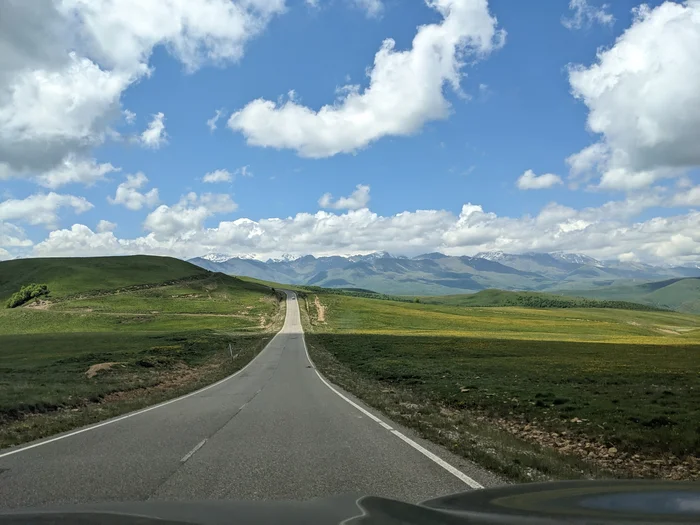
[144,192,238,238]
[23,188,700,265]
[203,169,233,183]
[229,0,505,158]
[672,185,700,208]
[108,173,159,211]
[0,222,33,248]
[562,0,615,30]
[207,109,225,132]
[0,52,136,173]
[0,0,285,177]
[353,0,383,18]
[567,1,700,191]
[139,112,167,149]
[319,184,371,209]
[123,109,136,124]
[0,193,93,228]
[618,251,639,263]
[35,155,119,189]
[96,220,117,233]
[237,165,253,178]
[62,0,286,72]
[516,170,563,190]
[202,166,252,183]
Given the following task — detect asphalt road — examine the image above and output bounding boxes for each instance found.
[0,293,500,510]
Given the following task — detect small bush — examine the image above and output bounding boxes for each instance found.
[6,283,50,308]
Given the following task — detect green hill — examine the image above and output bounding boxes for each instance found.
[0,255,211,301]
[419,289,664,311]
[560,277,700,314]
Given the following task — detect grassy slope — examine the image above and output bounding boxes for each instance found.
[302,292,700,481]
[419,289,664,311]
[0,256,284,448]
[561,278,700,314]
[305,293,699,343]
[0,255,209,300]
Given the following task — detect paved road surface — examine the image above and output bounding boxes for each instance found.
[0,293,499,510]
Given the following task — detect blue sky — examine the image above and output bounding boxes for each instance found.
[1,0,699,263]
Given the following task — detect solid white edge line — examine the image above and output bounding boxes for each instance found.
[0,307,290,460]
[295,293,484,490]
[390,431,483,489]
[180,439,207,463]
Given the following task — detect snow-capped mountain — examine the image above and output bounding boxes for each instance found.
[267,254,301,263]
[189,249,700,298]
[199,253,233,263]
[549,252,602,267]
[348,251,394,262]
[198,253,261,262]
[474,250,507,262]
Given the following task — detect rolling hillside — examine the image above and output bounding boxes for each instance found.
[0,255,211,301]
[562,277,700,314]
[0,255,282,447]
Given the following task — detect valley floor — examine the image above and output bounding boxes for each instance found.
[300,292,700,482]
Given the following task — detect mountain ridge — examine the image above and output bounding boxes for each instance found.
[188,251,700,301]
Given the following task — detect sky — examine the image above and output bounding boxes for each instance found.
[1,0,700,264]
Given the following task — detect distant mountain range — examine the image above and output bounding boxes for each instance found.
[187,251,700,299]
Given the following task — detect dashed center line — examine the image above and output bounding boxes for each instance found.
[180,439,207,463]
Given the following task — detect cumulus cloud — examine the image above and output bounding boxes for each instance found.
[144,192,238,238]
[96,220,117,233]
[0,222,33,248]
[516,170,563,190]
[0,52,135,174]
[203,169,233,184]
[139,112,167,149]
[567,1,700,191]
[21,188,700,265]
[319,184,371,209]
[0,0,285,178]
[562,0,614,30]
[35,156,119,189]
[207,109,225,132]
[0,193,92,228]
[672,185,700,208]
[229,0,505,157]
[353,0,383,18]
[108,173,159,210]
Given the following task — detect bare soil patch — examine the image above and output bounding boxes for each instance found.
[314,296,326,322]
[85,362,122,378]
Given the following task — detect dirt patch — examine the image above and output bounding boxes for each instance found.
[102,363,218,403]
[656,328,680,335]
[85,362,122,379]
[314,296,326,322]
[24,300,52,310]
[489,414,700,481]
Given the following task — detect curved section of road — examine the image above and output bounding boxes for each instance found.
[0,293,499,510]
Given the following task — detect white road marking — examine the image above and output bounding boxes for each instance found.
[180,439,207,463]
[295,293,484,490]
[389,430,483,488]
[0,325,288,460]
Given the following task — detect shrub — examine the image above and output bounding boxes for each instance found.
[5,283,50,308]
